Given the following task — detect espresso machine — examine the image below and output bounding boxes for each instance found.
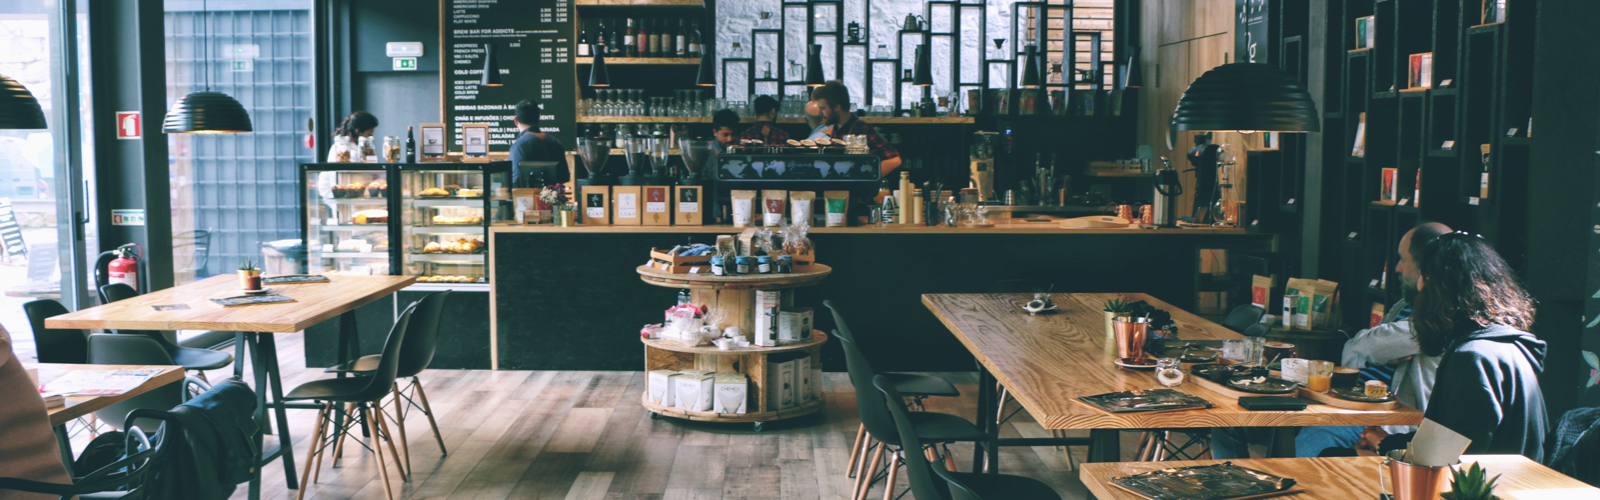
[969,131,998,202]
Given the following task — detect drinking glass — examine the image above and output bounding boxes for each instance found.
[1156,358,1184,387]
[1306,360,1333,392]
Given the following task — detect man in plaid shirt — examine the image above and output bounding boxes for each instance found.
[737,95,791,145]
[810,81,901,177]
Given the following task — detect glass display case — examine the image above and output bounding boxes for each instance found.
[398,162,512,285]
[301,163,397,276]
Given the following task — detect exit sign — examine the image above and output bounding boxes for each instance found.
[393,57,418,71]
[230,60,253,72]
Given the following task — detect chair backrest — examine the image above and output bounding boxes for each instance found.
[838,333,902,447]
[874,374,951,500]
[88,334,183,433]
[822,300,857,344]
[24,299,88,364]
[100,282,138,304]
[396,291,451,378]
[346,302,416,403]
[0,415,174,500]
[1222,304,1266,333]
[93,250,119,292]
[989,279,1047,293]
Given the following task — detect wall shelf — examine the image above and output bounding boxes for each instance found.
[574,0,704,6]
[576,57,699,65]
[575,116,974,124]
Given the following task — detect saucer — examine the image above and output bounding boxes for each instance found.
[1114,357,1159,370]
[240,287,273,295]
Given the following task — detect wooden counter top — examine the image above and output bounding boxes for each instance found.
[490,223,1259,235]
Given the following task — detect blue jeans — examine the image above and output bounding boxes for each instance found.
[1210,426,1363,458]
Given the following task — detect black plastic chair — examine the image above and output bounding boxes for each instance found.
[1221,304,1267,333]
[842,334,984,500]
[0,411,175,500]
[875,375,1063,500]
[24,299,89,364]
[325,290,451,472]
[87,334,212,433]
[823,300,960,484]
[99,283,234,376]
[286,303,415,500]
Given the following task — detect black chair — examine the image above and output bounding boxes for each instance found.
[822,300,961,483]
[325,291,451,473]
[24,299,89,364]
[0,412,176,500]
[842,334,984,500]
[875,375,1063,500]
[99,283,234,377]
[287,303,416,500]
[87,334,212,433]
[1221,304,1266,333]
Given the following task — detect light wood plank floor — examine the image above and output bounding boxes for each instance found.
[67,332,1168,500]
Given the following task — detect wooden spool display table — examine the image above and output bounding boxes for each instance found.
[637,264,831,430]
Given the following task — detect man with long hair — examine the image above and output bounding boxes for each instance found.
[1405,232,1547,460]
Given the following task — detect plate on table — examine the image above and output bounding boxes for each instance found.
[1190,363,1266,382]
[1329,386,1397,403]
[1178,350,1219,363]
[1224,375,1300,394]
[1114,357,1159,370]
[240,287,274,295]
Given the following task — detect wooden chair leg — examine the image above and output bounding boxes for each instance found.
[847,424,867,478]
[943,444,956,472]
[311,413,330,484]
[332,402,355,467]
[373,402,409,482]
[363,405,395,500]
[390,383,412,475]
[995,386,1009,425]
[412,378,448,457]
[295,404,329,500]
[881,452,901,500]
[855,442,885,500]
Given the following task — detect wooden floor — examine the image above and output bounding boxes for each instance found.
[75,332,1164,500]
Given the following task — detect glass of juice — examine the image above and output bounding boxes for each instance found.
[1306,360,1334,392]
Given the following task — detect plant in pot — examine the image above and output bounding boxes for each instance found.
[541,183,574,226]
[238,259,262,290]
[1441,462,1501,500]
[1104,298,1132,338]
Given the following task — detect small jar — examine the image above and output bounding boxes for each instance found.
[756,256,772,274]
[710,255,725,276]
[735,256,752,274]
[776,255,793,273]
[1155,358,1184,387]
[358,136,377,162]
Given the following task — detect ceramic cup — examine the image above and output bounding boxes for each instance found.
[1263,341,1298,364]
[1330,366,1362,388]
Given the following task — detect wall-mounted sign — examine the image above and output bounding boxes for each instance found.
[394,57,418,71]
[115,111,140,140]
[442,0,575,153]
[111,209,147,226]
[231,60,253,72]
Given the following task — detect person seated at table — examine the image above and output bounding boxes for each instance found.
[1210,222,1450,459]
[0,324,73,500]
[711,108,740,154]
[803,100,830,140]
[737,95,791,146]
[1360,232,1548,460]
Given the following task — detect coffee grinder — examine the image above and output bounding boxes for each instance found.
[618,133,649,185]
[968,131,998,202]
[574,136,614,187]
[677,138,716,223]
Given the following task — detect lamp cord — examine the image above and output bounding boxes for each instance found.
[202,0,210,91]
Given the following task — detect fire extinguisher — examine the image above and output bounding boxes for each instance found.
[98,243,143,293]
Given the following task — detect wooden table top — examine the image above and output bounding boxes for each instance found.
[1080,455,1600,500]
[922,293,1424,430]
[31,364,185,427]
[45,274,415,333]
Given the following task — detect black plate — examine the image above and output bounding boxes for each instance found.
[1178,350,1219,363]
[1190,363,1266,382]
[1330,386,1397,403]
[1223,375,1299,394]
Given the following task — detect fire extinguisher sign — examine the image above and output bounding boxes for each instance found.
[115,111,140,140]
[111,209,146,226]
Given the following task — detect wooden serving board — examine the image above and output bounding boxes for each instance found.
[1297,387,1400,411]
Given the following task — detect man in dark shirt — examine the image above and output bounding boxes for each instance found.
[711,108,740,154]
[810,81,900,177]
[508,99,568,187]
[737,95,791,145]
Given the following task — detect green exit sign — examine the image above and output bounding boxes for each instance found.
[230,60,253,72]
[393,57,418,71]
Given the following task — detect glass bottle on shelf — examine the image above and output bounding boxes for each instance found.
[675,19,687,57]
[405,126,416,163]
[578,21,591,57]
[609,19,622,56]
[663,19,676,56]
[633,18,647,57]
[687,20,701,57]
[623,19,636,57]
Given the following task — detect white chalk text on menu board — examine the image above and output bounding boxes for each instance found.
[444,0,575,152]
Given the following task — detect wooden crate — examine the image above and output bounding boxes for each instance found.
[648,247,714,274]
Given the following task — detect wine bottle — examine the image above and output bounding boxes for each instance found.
[687,20,701,57]
[663,19,676,57]
[608,19,621,56]
[674,19,686,57]
[647,19,661,57]
[577,21,591,57]
[405,126,416,163]
[633,18,647,57]
[624,18,636,57]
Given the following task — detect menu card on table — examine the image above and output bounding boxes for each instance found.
[40,368,164,396]
[212,294,297,307]
[1111,462,1298,500]
[1078,388,1214,414]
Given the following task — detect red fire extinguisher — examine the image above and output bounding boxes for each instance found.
[106,243,142,292]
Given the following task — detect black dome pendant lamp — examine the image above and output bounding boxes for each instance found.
[1171,62,1319,133]
[163,0,251,134]
[0,74,46,130]
[481,43,502,86]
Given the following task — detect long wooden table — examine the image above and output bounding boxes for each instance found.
[46,274,414,498]
[30,363,184,476]
[922,292,1424,468]
[1080,455,1600,500]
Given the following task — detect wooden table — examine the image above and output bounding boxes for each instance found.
[30,363,184,476]
[46,274,414,497]
[1080,455,1600,500]
[922,293,1424,469]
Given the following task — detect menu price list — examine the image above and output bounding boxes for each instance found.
[444,0,577,153]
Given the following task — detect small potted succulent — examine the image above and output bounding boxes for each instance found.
[1441,462,1501,500]
[1104,298,1132,339]
[238,259,262,291]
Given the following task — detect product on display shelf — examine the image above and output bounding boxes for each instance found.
[768,357,796,411]
[643,186,671,226]
[778,306,813,344]
[824,190,850,227]
[613,185,642,225]
[730,190,756,228]
[673,370,714,411]
[789,191,816,226]
[753,290,781,347]
[648,369,676,405]
[712,373,748,414]
[761,190,787,227]
[796,356,814,403]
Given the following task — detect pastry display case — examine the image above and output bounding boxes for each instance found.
[398,162,513,286]
[300,163,397,276]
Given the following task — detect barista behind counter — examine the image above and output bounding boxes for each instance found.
[811,81,900,177]
[509,99,569,188]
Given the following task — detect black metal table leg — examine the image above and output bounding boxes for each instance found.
[1088,429,1122,462]
[259,333,299,489]
[976,361,1002,474]
[246,332,265,500]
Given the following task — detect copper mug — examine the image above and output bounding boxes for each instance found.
[1379,450,1453,500]
[1262,342,1297,364]
[1112,316,1150,360]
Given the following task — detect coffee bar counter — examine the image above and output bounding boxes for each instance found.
[489,223,1275,371]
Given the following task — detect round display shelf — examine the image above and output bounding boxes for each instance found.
[636,263,832,290]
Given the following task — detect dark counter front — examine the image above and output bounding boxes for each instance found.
[491,225,1275,373]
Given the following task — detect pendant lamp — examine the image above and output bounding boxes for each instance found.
[695,50,716,87]
[804,44,825,86]
[163,0,251,134]
[0,75,46,129]
[1020,44,1042,88]
[912,44,932,86]
[481,43,502,86]
[1122,46,1144,89]
[1171,62,1319,133]
[589,51,611,87]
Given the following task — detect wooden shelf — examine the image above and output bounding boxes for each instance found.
[576,57,700,65]
[637,264,832,290]
[576,116,974,124]
[641,393,823,423]
[575,0,703,5]
[1085,170,1152,178]
[608,148,680,155]
[641,330,828,355]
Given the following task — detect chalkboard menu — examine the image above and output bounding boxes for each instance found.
[442,0,575,155]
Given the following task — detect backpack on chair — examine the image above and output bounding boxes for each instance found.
[165,377,260,498]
